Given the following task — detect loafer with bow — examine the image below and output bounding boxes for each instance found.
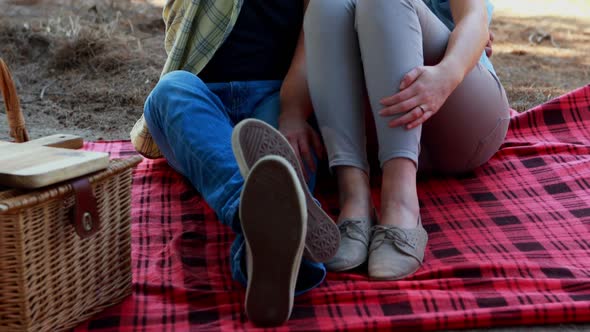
[368,218,428,280]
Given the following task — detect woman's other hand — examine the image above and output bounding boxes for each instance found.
[485,31,494,57]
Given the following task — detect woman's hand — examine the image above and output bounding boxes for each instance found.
[378,0,489,130]
[278,112,324,178]
[378,64,461,129]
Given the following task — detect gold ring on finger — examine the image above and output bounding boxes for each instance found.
[418,105,426,116]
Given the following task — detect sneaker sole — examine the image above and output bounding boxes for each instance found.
[240,156,306,327]
[232,119,340,263]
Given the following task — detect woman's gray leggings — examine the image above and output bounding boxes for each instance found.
[304,0,510,174]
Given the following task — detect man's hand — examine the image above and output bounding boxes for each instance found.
[278,113,323,179]
[485,31,494,57]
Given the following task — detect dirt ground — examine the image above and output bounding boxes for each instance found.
[0,0,166,141]
[0,0,589,142]
[491,0,590,112]
[0,1,589,331]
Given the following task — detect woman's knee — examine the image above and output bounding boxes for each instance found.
[304,0,356,32]
[356,0,415,22]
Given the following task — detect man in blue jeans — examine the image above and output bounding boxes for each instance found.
[137,0,339,327]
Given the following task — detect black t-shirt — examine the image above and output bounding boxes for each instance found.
[198,0,304,83]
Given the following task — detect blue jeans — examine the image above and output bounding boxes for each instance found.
[143,71,326,294]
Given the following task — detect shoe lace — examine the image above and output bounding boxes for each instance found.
[370,225,416,252]
[338,219,369,245]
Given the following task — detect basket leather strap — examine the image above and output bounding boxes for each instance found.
[70,178,100,238]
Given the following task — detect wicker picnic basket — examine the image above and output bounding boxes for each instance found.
[0,59,142,331]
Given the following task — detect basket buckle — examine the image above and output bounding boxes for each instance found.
[82,212,93,231]
[70,178,100,238]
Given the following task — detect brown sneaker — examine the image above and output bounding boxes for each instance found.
[240,155,306,327]
[368,218,428,280]
[232,118,340,263]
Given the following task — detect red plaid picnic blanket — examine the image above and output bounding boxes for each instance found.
[76,85,590,331]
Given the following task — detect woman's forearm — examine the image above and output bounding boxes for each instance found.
[439,1,489,87]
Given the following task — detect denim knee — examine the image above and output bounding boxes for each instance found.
[145,71,207,120]
[158,70,205,92]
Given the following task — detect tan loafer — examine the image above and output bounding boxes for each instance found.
[325,217,372,272]
[368,218,428,280]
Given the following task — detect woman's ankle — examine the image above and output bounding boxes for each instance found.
[335,166,372,221]
[379,200,420,228]
[339,195,373,221]
[380,158,420,228]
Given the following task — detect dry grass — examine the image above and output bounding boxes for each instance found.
[493,0,590,19]
[51,29,108,70]
[491,0,590,111]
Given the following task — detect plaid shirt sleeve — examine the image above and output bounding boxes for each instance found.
[130,0,243,159]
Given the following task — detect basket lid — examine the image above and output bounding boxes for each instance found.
[0,156,142,214]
